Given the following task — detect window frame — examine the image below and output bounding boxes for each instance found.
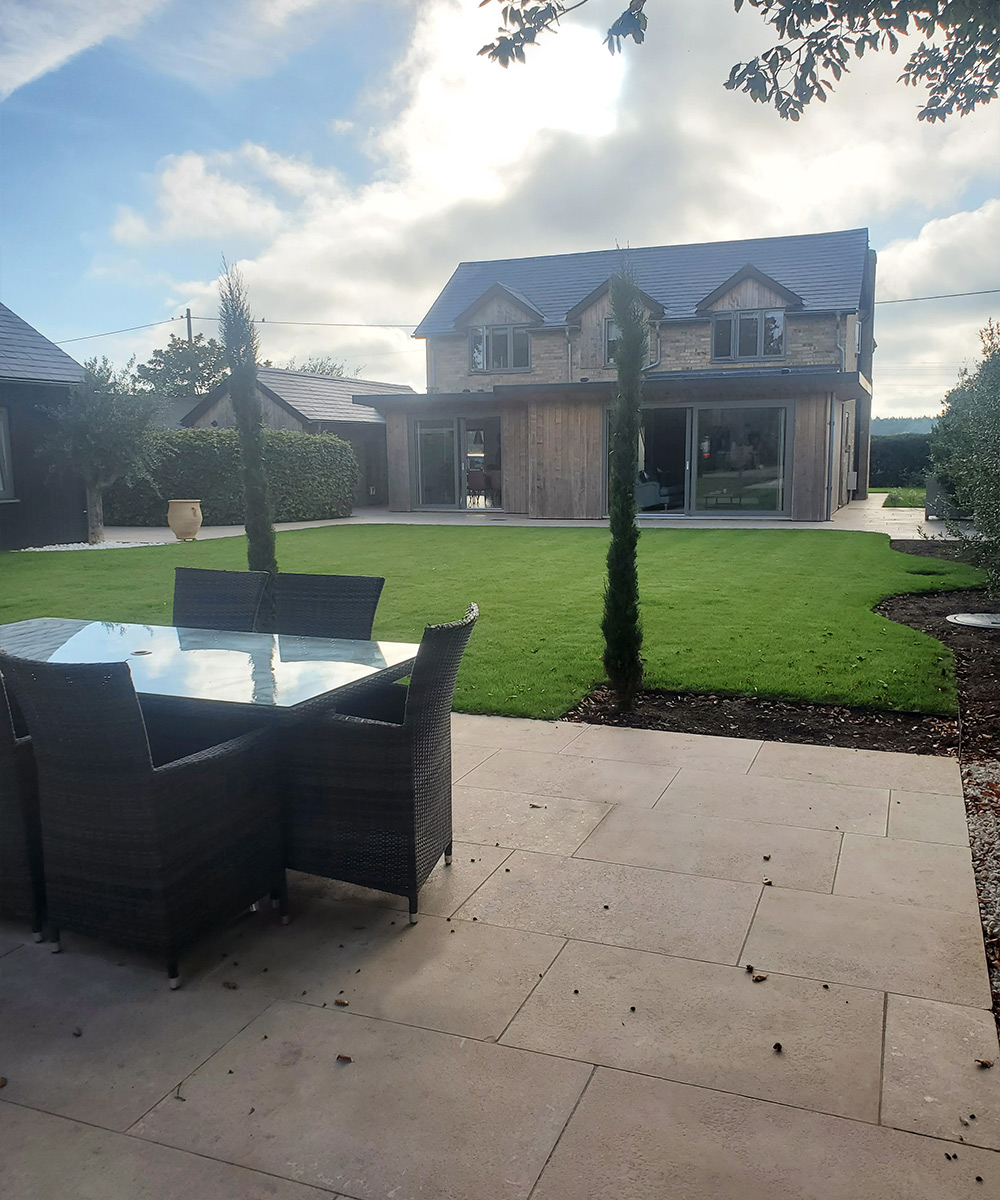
[711,308,786,362]
[468,323,531,374]
[604,316,621,365]
[0,407,14,501]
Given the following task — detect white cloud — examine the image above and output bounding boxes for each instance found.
[0,0,168,97]
[94,0,1000,412]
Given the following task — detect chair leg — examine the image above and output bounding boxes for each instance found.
[168,958,181,989]
[408,893,418,925]
[49,926,61,953]
[444,841,453,866]
[277,874,290,926]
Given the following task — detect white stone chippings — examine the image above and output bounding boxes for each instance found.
[962,760,1000,1012]
[16,540,168,551]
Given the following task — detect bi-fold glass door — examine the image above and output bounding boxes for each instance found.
[414,416,503,509]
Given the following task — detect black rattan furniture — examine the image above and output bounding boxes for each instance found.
[173,567,269,632]
[283,603,478,922]
[0,673,45,939]
[0,653,286,987]
[268,573,385,640]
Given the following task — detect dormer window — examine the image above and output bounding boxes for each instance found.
[712,309,785,361]
[469,325,530,373]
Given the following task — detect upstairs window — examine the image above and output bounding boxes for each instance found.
[605,317,621,365]
[469,324,530,372]
[712,309,785,361]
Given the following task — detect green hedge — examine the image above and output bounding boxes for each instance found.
[869,433,932,487]
[105,428,358,526]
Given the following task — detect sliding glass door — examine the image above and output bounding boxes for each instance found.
[414,416,503,509]
[416,420,457,506]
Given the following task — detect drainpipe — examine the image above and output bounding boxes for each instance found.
[644,320,662,371]
[565,327,573,382]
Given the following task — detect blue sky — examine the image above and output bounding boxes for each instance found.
[2,0,999,414]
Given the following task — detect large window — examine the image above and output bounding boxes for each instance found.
[0,407,13,500]
[469,325,530,372]
[712,310,785,361]
[694,406,787,512]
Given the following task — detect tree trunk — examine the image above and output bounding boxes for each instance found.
[601,271,646,711]
[85,483,104,545]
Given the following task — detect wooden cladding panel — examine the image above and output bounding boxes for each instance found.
[790,394,830,521]
[708,280,788,311]
[501,406,529,514]
[528,397,605,519]
[468,295,536,326]
[385,409,411,511]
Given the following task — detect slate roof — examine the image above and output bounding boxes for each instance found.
[256,368,412,424]
[0,302,84,385]
[414,228,870,337]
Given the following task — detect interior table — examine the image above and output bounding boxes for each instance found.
[0,619,420,752]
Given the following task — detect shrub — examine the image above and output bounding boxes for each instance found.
[868,433,932,487]
[104,428,357,526]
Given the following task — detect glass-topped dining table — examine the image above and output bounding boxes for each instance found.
[0,618,421,726]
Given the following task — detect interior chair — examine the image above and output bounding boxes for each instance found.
[266,573,385,640]
[172,567,269,632]
[466,469,486,507]
[0,653,286,987]
[0,674,45,939]
[283,603,478,922]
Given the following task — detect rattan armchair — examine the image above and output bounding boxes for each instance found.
[0,653,286,987]
[266,572,385,639]
[283,603,478,922]
[0,673,45,939]
[173,567,269,631]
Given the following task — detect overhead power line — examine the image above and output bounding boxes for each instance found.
[53,287,1000,346]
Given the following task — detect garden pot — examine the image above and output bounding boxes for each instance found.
[167,499,203,541]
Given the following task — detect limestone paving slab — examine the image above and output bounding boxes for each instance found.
[459,747,675,807]
[835,834,979,912]
[451,743,496,782]
[530,1068,999,1200]
[742,888,992,1008]
[0,940,272,1131]
[0,1103,340,1200]
[501,940,883,1121]
[451,713,584,752]
[881,993,1000,1150]
[452,784,609,855]
[455,850,760,963]
[658,767,889,835]
[889,789,972,846]
[575,806,842,891]
[290,841,512,918]
[0,919,27,958]
[750,741,963,795]
[130,1001,592,1200]
[202,901,564,1041]
[563,723,761,771]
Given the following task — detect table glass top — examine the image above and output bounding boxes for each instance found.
[0,619,419,708]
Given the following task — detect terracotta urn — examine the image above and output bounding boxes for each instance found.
[167,499,203,541]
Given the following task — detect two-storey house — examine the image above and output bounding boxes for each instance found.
[357,228,876,521]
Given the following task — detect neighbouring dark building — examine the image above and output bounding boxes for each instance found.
[0,303,87,551]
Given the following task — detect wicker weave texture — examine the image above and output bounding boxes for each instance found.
[283,603,478,909]
[0,653,284,966]
[173,567,269,632]
[0,673,45,931]
[266,573,385,640]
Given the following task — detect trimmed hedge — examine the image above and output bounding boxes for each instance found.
[104,428,358,526]
[869,433,932,488]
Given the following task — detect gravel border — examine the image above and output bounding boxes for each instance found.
[963,759,1000,1028]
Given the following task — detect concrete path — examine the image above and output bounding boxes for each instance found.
[2,717,996,1198]
[105,493,954,546]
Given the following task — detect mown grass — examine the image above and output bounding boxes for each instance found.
[0,526,982,717]
[871,487,926,508]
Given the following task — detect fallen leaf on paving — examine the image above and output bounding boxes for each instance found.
[762,878,773,886]
[72,1027,82,1037]
[763,854,771,861]
[773,1043,782,1053]
[222,981,239,990]
[752,974,768,983]
[337,1054,353,1063]
[975,1059,994,1069]
[0,1077,7,1088]
[335,999,349,1007]
[529,803,542,809]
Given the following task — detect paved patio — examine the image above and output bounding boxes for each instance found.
[2,716,998,1198]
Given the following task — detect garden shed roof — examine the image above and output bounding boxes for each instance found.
[0,302,84,385]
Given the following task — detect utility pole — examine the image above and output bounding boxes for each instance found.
[186,308,193,345]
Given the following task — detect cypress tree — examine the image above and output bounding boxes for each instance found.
[602,269,646,710]
[218,260,278,601]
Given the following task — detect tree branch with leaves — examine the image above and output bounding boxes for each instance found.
[478,0,999,121]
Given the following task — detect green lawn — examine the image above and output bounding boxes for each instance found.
[871,488,927,508]
[0,526,982,717]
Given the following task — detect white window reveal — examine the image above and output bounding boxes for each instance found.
[469,325,530,372]
[0,407,14,500]
[712,309,785,361]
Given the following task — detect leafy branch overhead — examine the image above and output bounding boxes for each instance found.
[478,1,1000,121]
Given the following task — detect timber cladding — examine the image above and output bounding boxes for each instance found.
[790,393,832,521]
[527,395,605,520]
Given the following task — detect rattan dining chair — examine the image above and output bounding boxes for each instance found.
[267,573,385,640]
[283,603,478,923]
[173,566,269,632]
[0,653,286,987]
[0,673,45,940]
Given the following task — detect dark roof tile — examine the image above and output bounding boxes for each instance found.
[0,303,84,385]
